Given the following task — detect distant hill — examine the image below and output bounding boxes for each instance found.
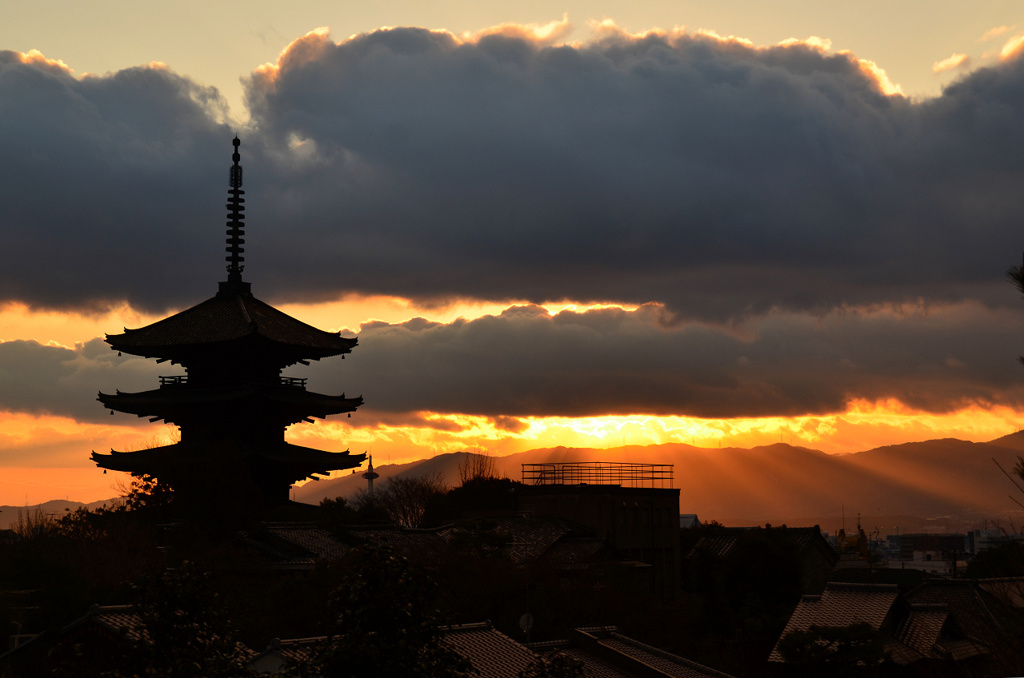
[0,498,117,531]
[295,436,1024,534]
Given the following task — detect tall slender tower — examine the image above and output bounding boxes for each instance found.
[362,455,380,497]
[92,138,365,510]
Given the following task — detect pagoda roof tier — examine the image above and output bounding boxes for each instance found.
[106,291,357,363]
[98,384,362,424]
[91,441,366,484]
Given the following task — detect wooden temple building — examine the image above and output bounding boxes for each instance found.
[91,138,365,510]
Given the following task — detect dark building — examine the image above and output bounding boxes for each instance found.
[517,462,681,598]
[92,138,365,509]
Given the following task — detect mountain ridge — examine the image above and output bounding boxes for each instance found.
[294,434,1024,533]
[8,434,1024,533]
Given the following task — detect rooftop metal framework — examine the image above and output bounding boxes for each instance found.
[522,462,674,488]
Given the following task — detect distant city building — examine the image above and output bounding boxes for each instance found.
[92,138,365,510]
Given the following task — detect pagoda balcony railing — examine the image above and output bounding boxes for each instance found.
[158,375,307,389]
[522,462,674,488]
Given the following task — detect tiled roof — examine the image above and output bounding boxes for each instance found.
[906,578,1024,659]
[248,636,323,668]
[896,605,947,659]
[263,524,351,562]
[905,580,999,642]
[107,292,356,360]
[976,577,1024,608]
[91,606,255,660]
[438,516,572,566]
[541,538,606,568]
[689,533,740,559]
[441,622,538,678]
[555,647,629,678]
[883,638,922,666]
[941,638,988,662]
[93,605,146,642]
[769,583,899,662]
[689,526,834,563]
[345,525,446,552]
[598,633,736,678]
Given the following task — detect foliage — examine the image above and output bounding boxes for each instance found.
[121,472,175,514]
[360,472,447,528]
[320,494,389,529]
[301,544,475,678]
[445,519,512,558]
[109,562,253,677]
[777,622,889,677]
[965,540,1024,578]
[12,506,57,539]
[421,476,522,527]
[457,452,499,485]
[517,652,585,678]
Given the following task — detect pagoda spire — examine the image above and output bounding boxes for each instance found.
[220,136,250,296]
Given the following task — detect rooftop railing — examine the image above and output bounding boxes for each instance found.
[522,462,673,488]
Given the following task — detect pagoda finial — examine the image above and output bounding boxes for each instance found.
[220,136,251,296]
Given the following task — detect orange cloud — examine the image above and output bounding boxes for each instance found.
[15,49,74,75]
[848,54,904,96]
[776,36,832,52]
[932,53,969,73]
[1001,34,1024,60]
[466,14,572,45]
[982,25,1014,41]
[251,26,333,88]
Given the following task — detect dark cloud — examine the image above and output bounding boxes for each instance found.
[0,339,159,421]
[241,28,1024,319]
[0,52,231,312]
[0,32,1022,319]
[11,299,1024,422]
[292,303,1024,418]
[3,30,1024,421]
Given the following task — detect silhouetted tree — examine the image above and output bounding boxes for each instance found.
[777,622,891,677]
[966,541,1024,578]
[301,544,475,677]
[53,562,253,678]
[457,452,499,485]
[360,473,447,528]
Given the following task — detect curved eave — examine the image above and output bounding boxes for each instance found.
[264,444,367,472]
[106,293,358,360]
[107,334,356,366]
[98,387,363,423]
[91,445,177,474]
[91,442,366,481]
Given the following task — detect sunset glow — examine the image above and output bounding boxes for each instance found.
[2,387,1022,505]
[3,5,1024,513]
[3,285,1024,505]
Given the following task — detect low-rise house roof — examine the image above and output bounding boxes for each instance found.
[441,622,539,678]
[533,626,737,678]
[771,581,988,669]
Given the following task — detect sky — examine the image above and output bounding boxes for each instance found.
[1,1,1024,505]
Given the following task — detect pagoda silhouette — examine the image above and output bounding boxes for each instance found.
[92,138,365,511]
